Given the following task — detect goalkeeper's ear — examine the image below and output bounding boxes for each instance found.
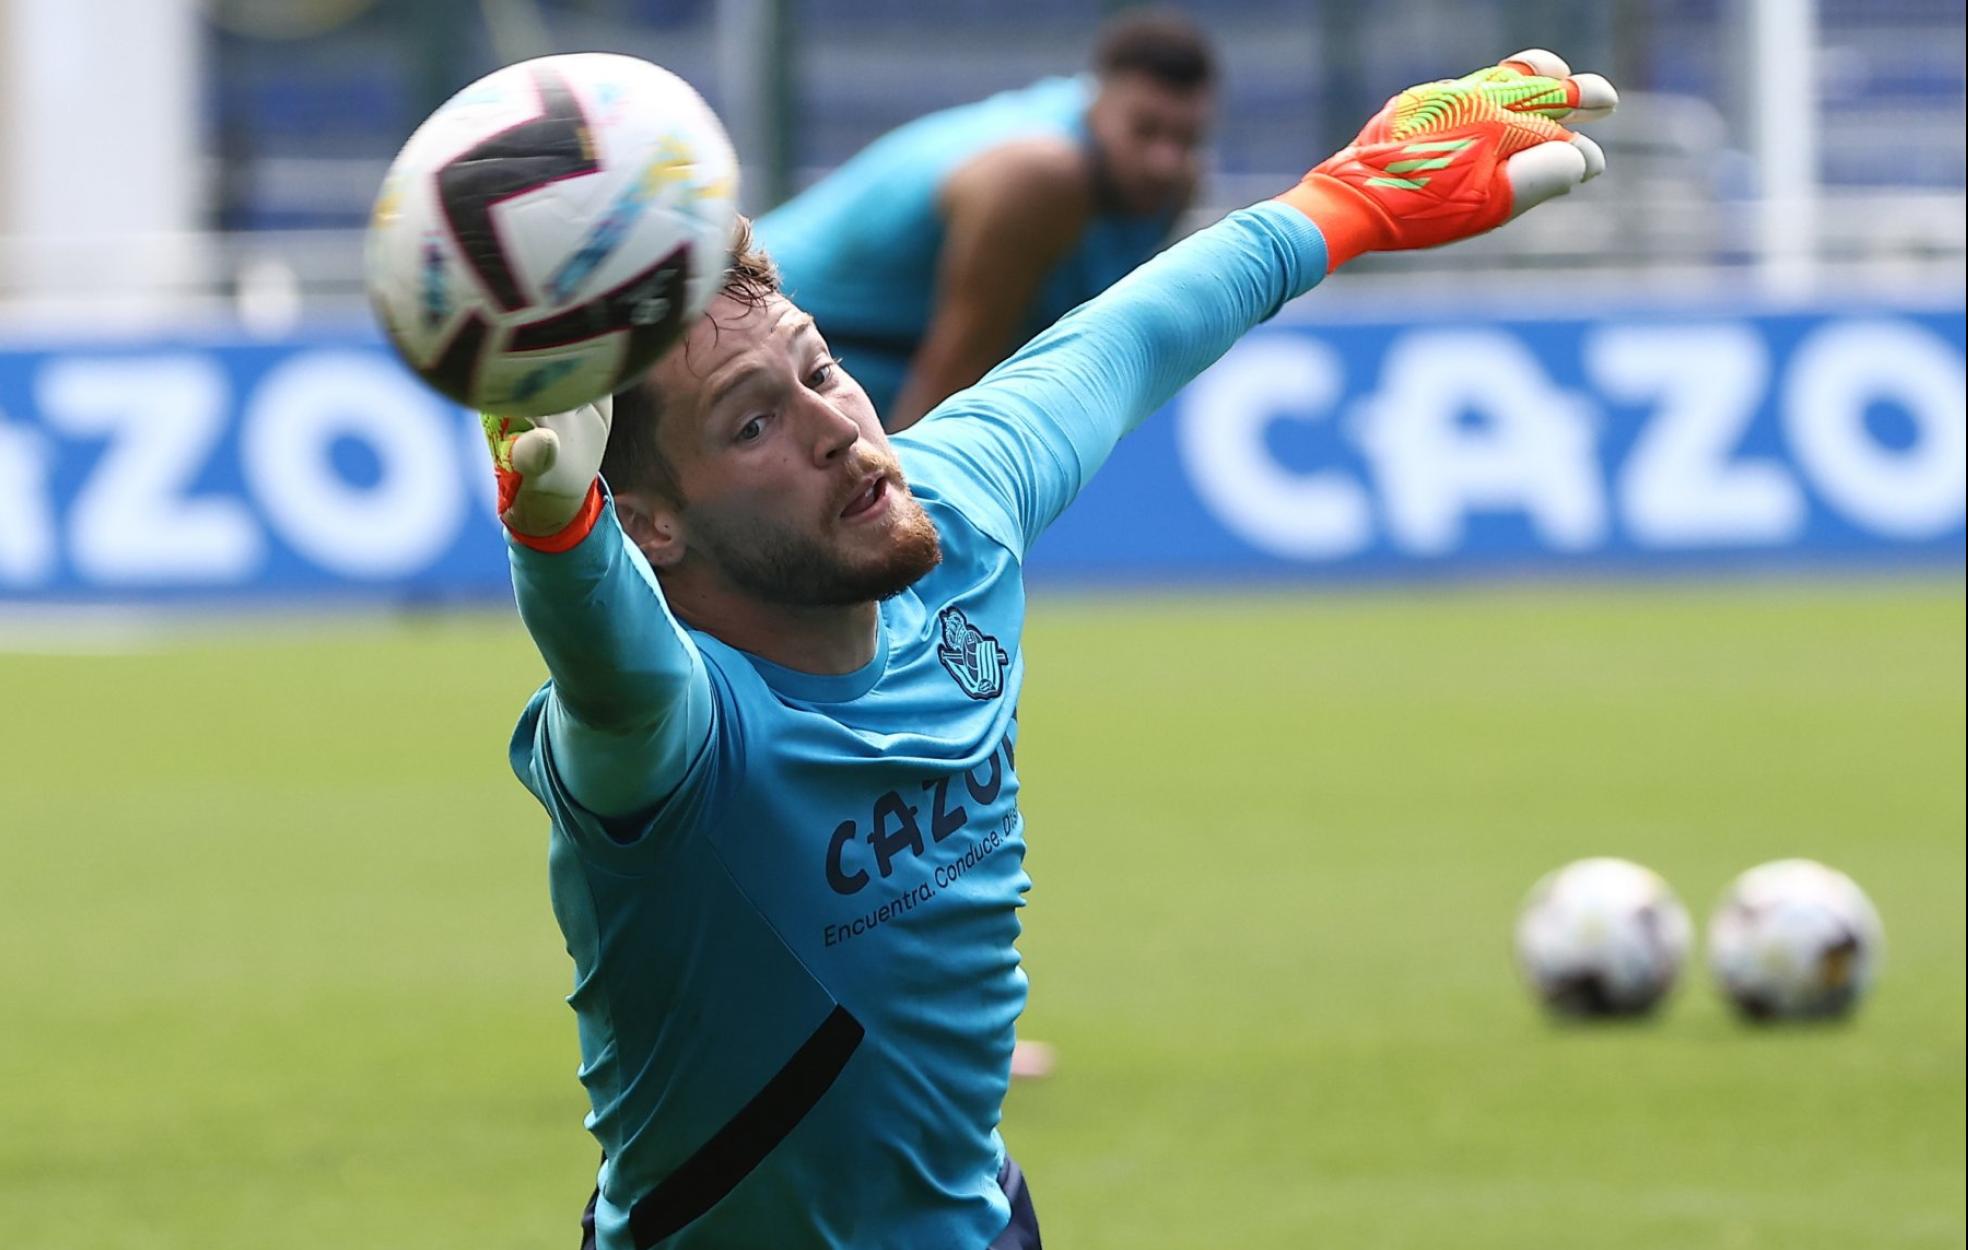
[1505,132,1607,219]
[613,492,687,570]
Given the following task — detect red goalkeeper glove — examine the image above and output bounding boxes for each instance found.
[1281,49,1618,271]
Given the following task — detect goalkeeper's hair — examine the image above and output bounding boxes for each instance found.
[1093,8,1216,92]
[603,216,779,505]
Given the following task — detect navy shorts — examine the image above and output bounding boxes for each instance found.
[579,1155,1042,1248]
[989,1155,1043,1250]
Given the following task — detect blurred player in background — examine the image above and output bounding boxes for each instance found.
[756,8,1216,431]
[490,51,1614,1250]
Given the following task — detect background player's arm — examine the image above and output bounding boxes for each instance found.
[901,51,1614,555]
[887,139,1093,432]
[489,404,714,821]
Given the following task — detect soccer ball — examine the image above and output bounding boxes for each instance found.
[1707,859,1883,1021]
[1515,857,1693,1018]
[366,53,739,417]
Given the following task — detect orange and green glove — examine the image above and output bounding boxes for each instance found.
[1281,49,1618,270]
[482,398,611,551]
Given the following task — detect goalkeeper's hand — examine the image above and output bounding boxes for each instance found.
[1281,49,1618,270]
[482,397,611,550]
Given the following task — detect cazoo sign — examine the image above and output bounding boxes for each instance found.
[0,337,507,602]
[0,305,1961,603]
[1034,305,1965,580]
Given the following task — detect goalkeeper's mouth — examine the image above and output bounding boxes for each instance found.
[840,474,891,522]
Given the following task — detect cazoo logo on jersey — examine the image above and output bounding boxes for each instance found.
[936,607,1008,700]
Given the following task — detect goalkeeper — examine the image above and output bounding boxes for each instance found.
[492,53,1616,1250]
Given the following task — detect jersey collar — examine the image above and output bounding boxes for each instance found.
[742,599,894,704]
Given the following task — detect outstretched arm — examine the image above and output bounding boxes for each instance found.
[900,50,1616,554]
[896,201,1326,553]
[489,400,713,822]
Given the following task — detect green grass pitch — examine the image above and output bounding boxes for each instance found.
[1,580,1961,1248]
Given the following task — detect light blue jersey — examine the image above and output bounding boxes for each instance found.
[755,76,1176,416]
[508,202,1328,1249]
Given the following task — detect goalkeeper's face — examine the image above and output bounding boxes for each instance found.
[637,293,941,608]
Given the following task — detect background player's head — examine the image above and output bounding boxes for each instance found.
[1086,9,1218,216]
[602,219,942,612]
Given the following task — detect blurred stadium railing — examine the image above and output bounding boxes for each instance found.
[4,0,1961,318]
[0,0,1961,604]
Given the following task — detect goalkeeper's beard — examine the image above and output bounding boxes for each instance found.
[687,476,942,609]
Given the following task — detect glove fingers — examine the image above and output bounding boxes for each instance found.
[535,396,614,439]
[1571,131,1607,181]
[1457,50,1569,87]
[1502,48,1573,79]
[1565,73,1619,122]
[1498,110,1575,158]
[1505,139,1589,220]
[1480,75,1580,120]
[511,426,561,479]
[1481,55,1617,125]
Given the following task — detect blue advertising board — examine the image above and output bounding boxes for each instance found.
[0,301,1961,604]
[1032,303,1967,582]
[0,334,509,604]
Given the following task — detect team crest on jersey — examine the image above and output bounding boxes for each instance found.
[936,607,1008,700]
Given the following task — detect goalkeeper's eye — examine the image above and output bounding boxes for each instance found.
[807,359,837,390]
[736,415,769,444]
